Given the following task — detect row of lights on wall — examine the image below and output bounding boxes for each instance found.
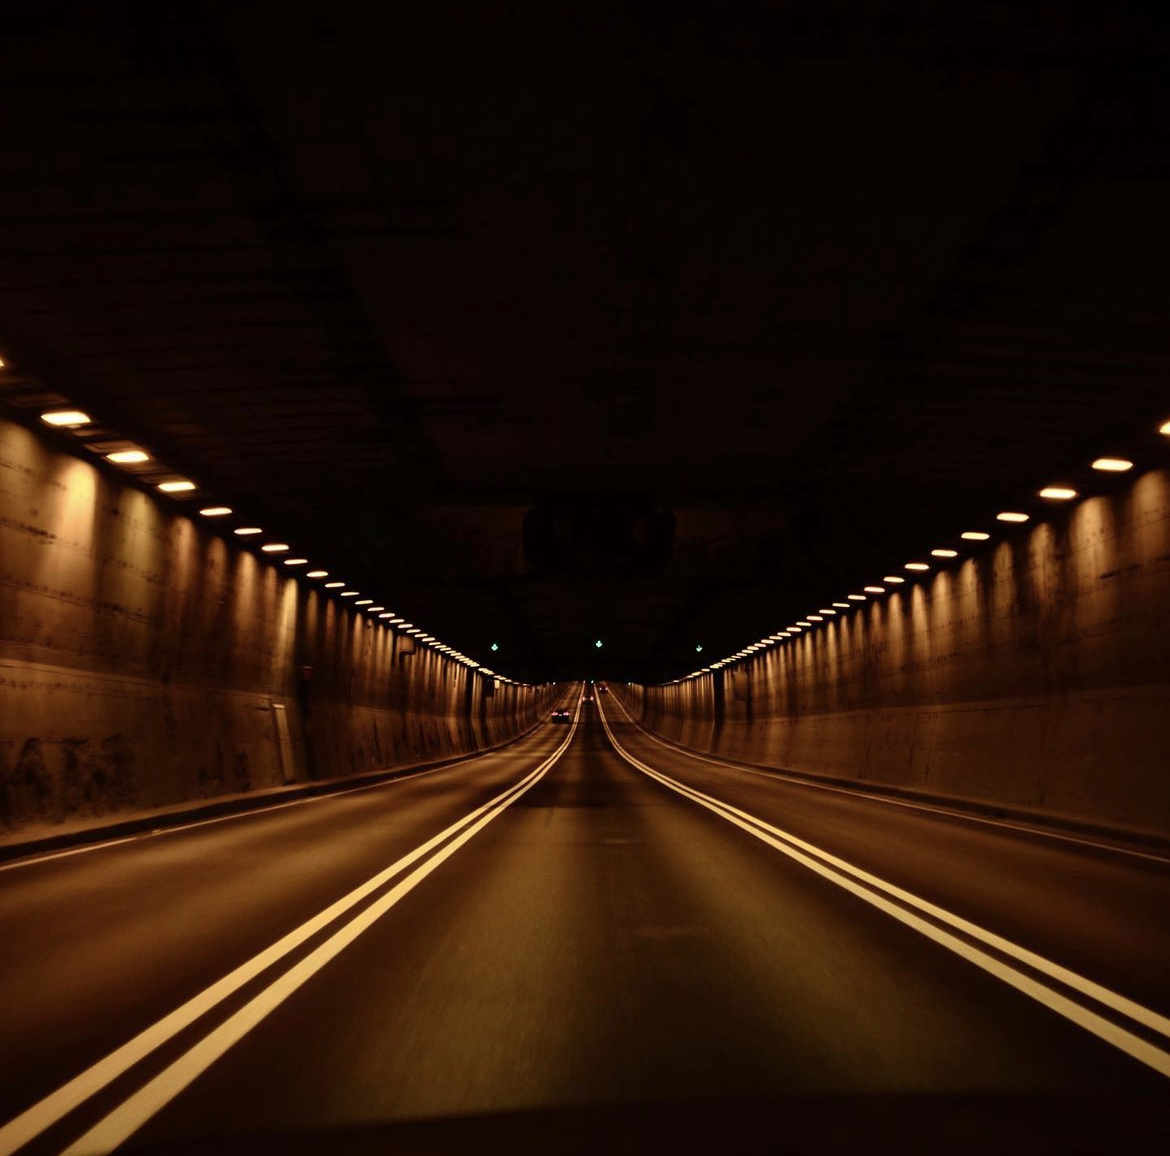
[35,405,518,686]
[669,424,1170,685]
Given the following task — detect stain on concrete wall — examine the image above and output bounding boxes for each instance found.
[0,417,557,832]
[620,469,1170,837]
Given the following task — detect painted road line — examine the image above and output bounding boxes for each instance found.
[605,694,1170,867]
[0,710,579,1156]
[62,734,572,1156]
[0,712,570,874]
[597,698,1170,1079]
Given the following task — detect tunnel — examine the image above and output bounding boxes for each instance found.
[1,4,1169,1153]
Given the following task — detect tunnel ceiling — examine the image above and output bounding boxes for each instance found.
[3,1,1170,683]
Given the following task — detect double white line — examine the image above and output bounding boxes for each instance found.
[0,713,578,1156]
[596,697,1170,1082]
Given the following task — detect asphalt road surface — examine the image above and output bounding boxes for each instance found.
[1,693,1168,1155]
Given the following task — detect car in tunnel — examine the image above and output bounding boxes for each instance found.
[550,708,572,724]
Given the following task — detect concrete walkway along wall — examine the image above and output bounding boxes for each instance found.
[618,467,1170,840]
[0,416,557,833]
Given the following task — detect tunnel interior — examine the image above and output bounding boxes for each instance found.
[3,1,1170,837]
[3,6,1170,1152]
[3,1,1170,692]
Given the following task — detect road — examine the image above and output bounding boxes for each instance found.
[1,692,1168,1154]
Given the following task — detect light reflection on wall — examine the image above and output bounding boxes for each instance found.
[885,589,908,699]
[1,413,555,827]
[926,569,953,682]
[640,467,1170,833]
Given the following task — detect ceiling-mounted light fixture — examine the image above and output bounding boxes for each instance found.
[41,410,92,427]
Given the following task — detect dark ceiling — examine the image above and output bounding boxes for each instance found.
[2,0,1170,683]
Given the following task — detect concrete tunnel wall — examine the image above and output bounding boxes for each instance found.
[0,415,558,834]
[615,466,1170,840]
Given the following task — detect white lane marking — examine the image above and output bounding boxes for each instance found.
[0,717,569,873]
[61,735,571,1156]
[597,698,1170,1079]
[0,838,143,871]
[0,711,579,1156]
[606,695,1170,867]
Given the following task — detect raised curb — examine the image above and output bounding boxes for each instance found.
[0,715,552,865]
[612,699,1170,862]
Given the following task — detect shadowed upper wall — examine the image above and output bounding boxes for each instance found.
[617,467,1170,837]
[0,416,557,833]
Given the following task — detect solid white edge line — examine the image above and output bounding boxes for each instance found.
[606,694,1170,866]
[0,710,579,1156]
[0,838,143,872]
[605,701,1170,1040]
[597,698,1170,1080]
[0,702,576,874]
[62,724,573,1156]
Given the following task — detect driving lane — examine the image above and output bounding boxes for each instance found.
[3,696,1168,1155]
[600,692,1170,1022]
[0,709,577,1154]
[102,702,1168,1153]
